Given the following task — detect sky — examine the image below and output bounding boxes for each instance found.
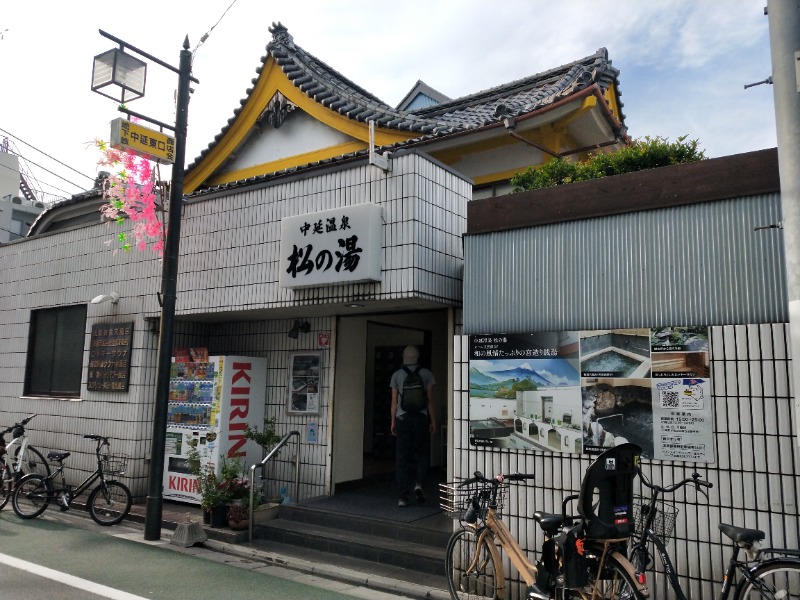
[0,0,777,205]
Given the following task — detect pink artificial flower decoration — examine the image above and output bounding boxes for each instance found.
[96,138,165,256]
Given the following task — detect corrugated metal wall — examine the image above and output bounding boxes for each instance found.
[464,194,786,333]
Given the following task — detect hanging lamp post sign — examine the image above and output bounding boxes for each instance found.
[109,118,175,164]
[91,29,199,541]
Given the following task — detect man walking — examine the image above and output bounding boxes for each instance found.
[390,345,436,507]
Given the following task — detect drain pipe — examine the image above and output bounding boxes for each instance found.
[766,1,800,446]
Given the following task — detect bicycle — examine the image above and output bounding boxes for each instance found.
[441,471,550,600]
[631,464,800,600]
[0,414,51,510]
[11,434,132,526]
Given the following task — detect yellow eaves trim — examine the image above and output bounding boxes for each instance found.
[184,59,414,194]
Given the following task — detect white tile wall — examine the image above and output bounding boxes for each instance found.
[0,151,468,501]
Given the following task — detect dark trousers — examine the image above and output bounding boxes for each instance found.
[395,411,430,498]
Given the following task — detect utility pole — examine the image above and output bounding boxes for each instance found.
[767,1,800,443]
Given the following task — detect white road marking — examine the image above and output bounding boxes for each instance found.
[0,552,149,600]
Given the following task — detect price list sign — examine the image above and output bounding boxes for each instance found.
[87,322,134,392]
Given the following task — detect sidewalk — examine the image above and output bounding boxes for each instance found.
[106,500,451,600]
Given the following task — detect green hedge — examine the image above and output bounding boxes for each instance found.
[510,136,706,192]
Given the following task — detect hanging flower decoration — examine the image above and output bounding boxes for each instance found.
[96,138,165,255]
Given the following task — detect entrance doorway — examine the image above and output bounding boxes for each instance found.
[332,312,448,493]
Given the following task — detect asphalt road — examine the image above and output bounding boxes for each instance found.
[0,507,406,600]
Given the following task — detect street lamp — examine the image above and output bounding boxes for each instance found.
[91,48,147,103]
[91,30,199,541]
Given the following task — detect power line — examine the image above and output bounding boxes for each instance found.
[0,127,95,183]
[192,0,240,56]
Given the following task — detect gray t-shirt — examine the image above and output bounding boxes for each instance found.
[390,364,435,417]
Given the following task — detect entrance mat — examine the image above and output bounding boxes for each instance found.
[302,477,443,523]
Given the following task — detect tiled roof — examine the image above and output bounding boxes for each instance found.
[411,48,622,129]
[187,22,624,177]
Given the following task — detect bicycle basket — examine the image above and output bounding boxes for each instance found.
[633,497,678,537]
[439,480,507,522]
[102,454,129,475]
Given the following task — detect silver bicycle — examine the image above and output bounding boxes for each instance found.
[0,414,50,510]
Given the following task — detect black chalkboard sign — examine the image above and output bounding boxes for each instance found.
[87,322,134,392]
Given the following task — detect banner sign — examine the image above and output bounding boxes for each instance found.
[468,327,713,462]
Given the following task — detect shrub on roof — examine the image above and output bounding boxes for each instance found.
[511,135,705,192]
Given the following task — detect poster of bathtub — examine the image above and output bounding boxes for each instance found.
[468,327,714,463]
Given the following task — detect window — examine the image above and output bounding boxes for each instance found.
[25,305,87,397]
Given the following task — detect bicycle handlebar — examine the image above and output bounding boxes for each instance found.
[84,434,110,444]
[637,466,713,494]
[1,414,37,436]
[458,471,535,487]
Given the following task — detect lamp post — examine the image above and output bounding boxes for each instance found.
[91,31,198,541]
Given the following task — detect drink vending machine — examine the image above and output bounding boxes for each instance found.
[163,355,267,504]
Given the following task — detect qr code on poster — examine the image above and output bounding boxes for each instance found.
[661,391,680,408]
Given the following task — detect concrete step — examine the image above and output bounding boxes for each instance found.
[275,502,453,547]
[255,515,446,576]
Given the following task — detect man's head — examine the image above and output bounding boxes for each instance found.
[402,345,420,365]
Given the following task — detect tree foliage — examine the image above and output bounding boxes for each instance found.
[511,136,706,192]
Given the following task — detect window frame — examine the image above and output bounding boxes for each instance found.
[24,304,88,398]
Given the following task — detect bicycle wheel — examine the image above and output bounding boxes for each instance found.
[12,473,52,519]
[15,445,51,478]
[735,559,800,599]
[445,527,501,600]
[88,480,132,526]
[593,554,646,600]
[0,461,12,510]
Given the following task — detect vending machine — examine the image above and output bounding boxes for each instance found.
[163,354,267,504]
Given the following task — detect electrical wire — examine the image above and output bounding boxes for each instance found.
[192,0,240,56]
[0,153,87,191]
[0,127,96,183]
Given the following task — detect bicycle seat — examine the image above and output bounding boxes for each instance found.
[719,523,765,544]
[47,450,70,462]
[533,511,566,536]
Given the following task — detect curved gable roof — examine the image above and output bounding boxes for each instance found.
[185,23,626,194]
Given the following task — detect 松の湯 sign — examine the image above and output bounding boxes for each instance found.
[279,203,382,289]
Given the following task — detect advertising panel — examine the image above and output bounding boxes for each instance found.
[468,327,713,462]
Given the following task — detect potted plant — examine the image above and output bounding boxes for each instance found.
[187,442,230,527]
[219,457,253,530]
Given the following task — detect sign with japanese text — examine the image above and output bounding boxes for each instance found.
[279,203,382,289]
[110,118,175,164]
[468,327,714,463]
[87,322,134,392]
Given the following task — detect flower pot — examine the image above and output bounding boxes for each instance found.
[209,504,228,528]
[202,509,211,525]
[228,517,250,530]
[227,501,250,530]
[252,503,281,524]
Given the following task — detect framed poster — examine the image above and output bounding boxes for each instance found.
[287,352,321,415]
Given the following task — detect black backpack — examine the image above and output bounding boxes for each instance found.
[401,366,427,412]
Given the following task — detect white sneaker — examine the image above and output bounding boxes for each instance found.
[414,483,426,503]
